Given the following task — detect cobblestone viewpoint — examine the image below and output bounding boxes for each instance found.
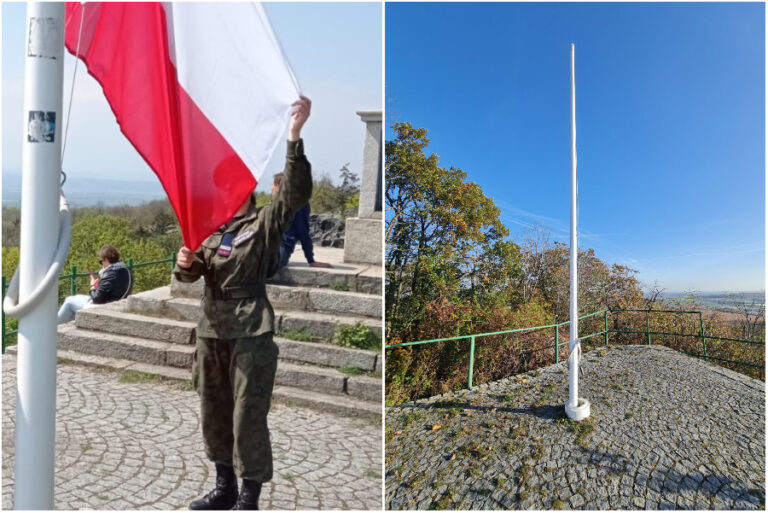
[385,345,765,510]
[2,355,382,510]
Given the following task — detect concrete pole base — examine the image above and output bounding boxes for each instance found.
[565,398,590,421]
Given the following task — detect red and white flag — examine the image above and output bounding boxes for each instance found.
[65,2,300,249]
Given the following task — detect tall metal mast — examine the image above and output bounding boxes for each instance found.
[14,3,66,508]
[565,43,590,421]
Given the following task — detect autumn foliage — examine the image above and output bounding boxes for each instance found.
[385,123,764,405]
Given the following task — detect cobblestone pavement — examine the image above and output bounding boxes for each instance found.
[2,354,382,510]
[385,345,765,510]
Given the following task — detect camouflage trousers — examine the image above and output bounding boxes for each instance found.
[192,334,279,482]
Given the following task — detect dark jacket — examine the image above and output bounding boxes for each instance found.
[90,261,133,304]
[174,139,312,339]
[282,203,314,263]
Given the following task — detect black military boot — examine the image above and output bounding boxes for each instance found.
[189,463,238,510]
[232,479,261,510]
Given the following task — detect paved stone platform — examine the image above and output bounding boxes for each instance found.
[385,345,765,510]
[2,354,382,510]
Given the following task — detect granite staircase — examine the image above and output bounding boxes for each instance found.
[43,259,382,418]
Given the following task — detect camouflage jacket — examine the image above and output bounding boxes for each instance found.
[174,139,312,338]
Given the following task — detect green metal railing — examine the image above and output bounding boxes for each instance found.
[386,308,765,390]
[1,254,176,354]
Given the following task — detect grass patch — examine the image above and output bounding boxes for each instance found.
[339,365,365,376]
[330,282,350,292]
[281,472,295,482]
[500,393,517,402]
[624,412,634,420]
[429,490,454,510]
[173,380,196,392]
[280,328,317,342]
[432,400,460,409]
[334,322,381,351]
[517,463,533,487]
[363,468,381,479]
[119,370,161,384]
[457,441,490,459]
[401,410,426,428]
[553,498,564,510]
[510,424,527,439]
[570,418,595,447]
[494,477,507,487]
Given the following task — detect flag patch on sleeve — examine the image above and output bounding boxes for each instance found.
[218,232,236,257]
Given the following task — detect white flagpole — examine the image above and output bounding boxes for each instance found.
[15,3,65,508]
[565,43,590,421]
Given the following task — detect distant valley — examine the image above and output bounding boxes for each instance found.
[2,170,167,207]
[660,291,765,315]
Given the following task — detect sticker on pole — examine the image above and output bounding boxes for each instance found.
[27,17,62,60]
[27,111,56,143]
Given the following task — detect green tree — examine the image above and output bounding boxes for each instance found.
[65,214,170,296]
[385,122,522,340]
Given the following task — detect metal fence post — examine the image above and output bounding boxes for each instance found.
[468,336,476,388]
[604,310,609,346]
[646,310,651,345]
[699,312,706,358]
[70,265,77,296]
[170,252,177,274]
[554,325,559,364]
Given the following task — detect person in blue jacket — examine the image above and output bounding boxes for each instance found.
[272,173,332,270]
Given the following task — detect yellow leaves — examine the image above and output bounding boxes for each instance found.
[431,424,442,431]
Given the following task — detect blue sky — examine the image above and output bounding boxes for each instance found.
[386,2,765,293]
[2,2,381,190]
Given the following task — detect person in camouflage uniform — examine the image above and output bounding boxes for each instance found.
[175,97,313,511]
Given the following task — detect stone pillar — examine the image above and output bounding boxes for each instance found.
[343,111,382,265]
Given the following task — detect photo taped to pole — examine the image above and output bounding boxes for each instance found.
[27,111,56,143]
[28,17,62,60]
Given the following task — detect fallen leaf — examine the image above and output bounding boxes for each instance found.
[449,453,456,461]
[533,436,542,441]
[490,408,497,413]
[431,424,442,431]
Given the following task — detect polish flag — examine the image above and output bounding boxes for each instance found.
[64,2,300,250]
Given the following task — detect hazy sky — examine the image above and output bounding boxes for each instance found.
[2,2,382,190]
[387,2,765,293]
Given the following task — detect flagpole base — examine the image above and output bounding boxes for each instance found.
[565,398,590,421]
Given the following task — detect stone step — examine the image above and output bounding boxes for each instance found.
[275,337,379,371]
[74,305,378,370]
[170,280,381,318]
[55,325,381,400]
[269,284,381,318]
[271,266,381,295]
[172,265,381,297]
[58,324,195,368]
[5,347,380,419]
[75,306,195,345]
[127,287,382,342]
